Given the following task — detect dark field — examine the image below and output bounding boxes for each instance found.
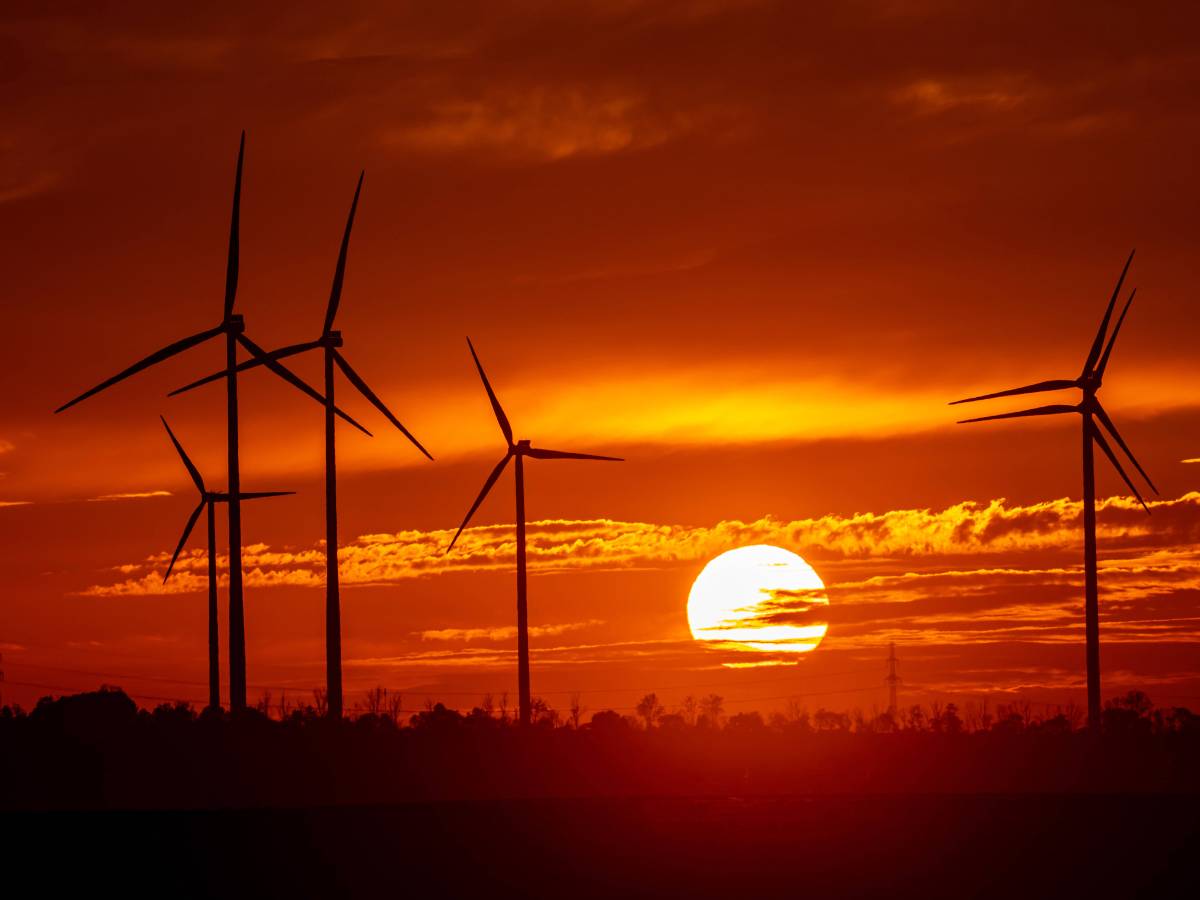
[4,689,1199,897]
[5,794,1198,898]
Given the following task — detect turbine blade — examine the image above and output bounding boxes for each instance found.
[55,324,226,413]
[323,171,364,335]
[160,416,205,493]
[168,340,321,397]
[236,491,295,501]
[526,447,624,462]
[949,379,1079,406]
[236,334,372,436]
[1093,402,1158,494]
[1091,423,1149,514]
[466,337,513,446]
[224,132,245,319]
[957,404,1078,425]
[164,500,205,583]
[1095,289,1136,380]
[1082,248,1135,377]
[447,454,511,552]
[333,350,432,459]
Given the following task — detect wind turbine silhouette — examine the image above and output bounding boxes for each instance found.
[160,416,293,711]
[447,338,622,727]
[169,172,432,718]
[54,133,364,710]
[950,250,1157,730]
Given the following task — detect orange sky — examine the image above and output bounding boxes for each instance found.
[2,1,1199,716]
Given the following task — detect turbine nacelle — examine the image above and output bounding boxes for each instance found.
[950,250,1155,514]
[52,138,351,423]
[160,416,292,582]
[163,172,431,460]
[446,338,623,553]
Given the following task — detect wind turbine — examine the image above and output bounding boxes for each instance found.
[160,416,293,711]
[54,133,365,710]
[447,338,622,727]
[168,172,432,718]
[950,250,1157,730]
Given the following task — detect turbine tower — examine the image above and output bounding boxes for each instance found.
[950,251,1157,730]
[160,416,293,711]
[54,134,364,710]
[447,339,622,727]
[169,172,432,718]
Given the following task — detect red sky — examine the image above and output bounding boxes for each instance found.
[2,1,1199,717]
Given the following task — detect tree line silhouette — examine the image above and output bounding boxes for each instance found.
[3,686,1196,810]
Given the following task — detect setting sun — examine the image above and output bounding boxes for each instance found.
[687,545,829,656]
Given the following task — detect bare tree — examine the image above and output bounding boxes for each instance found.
[784,699,808,727]
[569,692,585,729]
[700,693,724,728]
[1063,700,1084,731]
[313,687,328,718]
[481,693,495,719]
[255,690,273,718]
[930,700,944,732]
[636,693,664,730]
[978,699,993,732]
[906,705,925,732]
[499,692,509,724]
[679,695,698,727]
[386,691,404,724]
[364,686,386,716]
[1020,700,1034,730]
[530,696,559,727]
[278,691,290,720]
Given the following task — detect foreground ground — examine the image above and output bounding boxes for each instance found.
[4,794,1197,898]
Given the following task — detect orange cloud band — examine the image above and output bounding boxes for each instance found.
[80,491,1200,596]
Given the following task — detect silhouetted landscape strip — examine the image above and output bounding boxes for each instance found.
[3,686,1198,816]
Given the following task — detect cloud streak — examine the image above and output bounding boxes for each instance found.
[87,490,173,502]
[81,492,1200,596]
[419,620,605,642]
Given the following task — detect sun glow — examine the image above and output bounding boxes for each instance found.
[687,545,829,655]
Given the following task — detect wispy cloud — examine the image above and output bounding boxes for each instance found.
[0,500,31,508]
[87,490,173,502]
[386,85,733,162]
[419,620,605,642]
[81,492,1200,597]
[0,171,60,205]
[893,76,1029,116]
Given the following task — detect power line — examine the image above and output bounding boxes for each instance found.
[3,658,881,700]
[0,678,208,706]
